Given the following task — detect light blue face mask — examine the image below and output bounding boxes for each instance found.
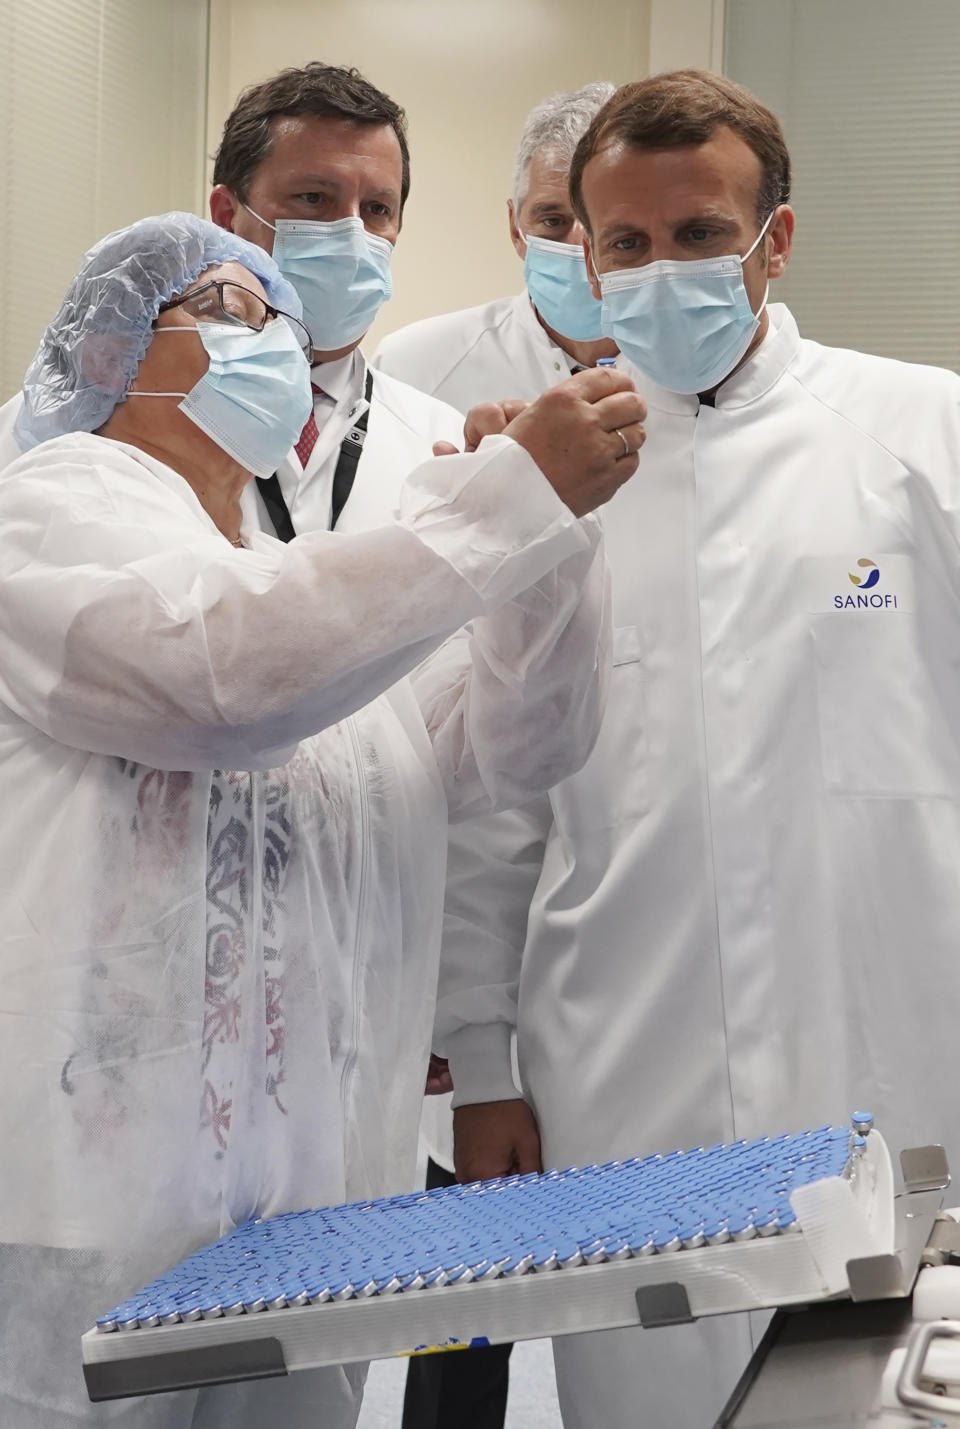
[246,206,393,352]
[594,212,775,394]
[133,320,313,478]
[523,233,604,342]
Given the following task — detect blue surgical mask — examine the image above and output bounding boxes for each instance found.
[246,205,393,352]
[133,320,313,478]
[523,234,604,342]
[594,212,775,394]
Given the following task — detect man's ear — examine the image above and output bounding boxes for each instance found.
[507,200,526,261]
[209,185,240,232]
[583,238,601,301]
[767,204,795,280]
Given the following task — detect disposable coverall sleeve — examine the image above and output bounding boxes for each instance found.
[0,434,595,772]
[435,797,552,1106]
[410,517,608,818]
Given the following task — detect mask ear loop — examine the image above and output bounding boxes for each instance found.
[242,201,277,232]
[742,208,778,321]
[125,326,198,399]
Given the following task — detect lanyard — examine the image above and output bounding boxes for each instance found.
[256,369,374,542]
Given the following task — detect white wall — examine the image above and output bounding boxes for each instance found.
[206,0,653,351]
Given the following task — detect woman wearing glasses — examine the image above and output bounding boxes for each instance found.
[0,212,642,1428]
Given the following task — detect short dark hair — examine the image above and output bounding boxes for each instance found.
[212,62,411,212]
[570,70,791,231]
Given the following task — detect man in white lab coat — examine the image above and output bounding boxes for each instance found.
[207,62,471,539]
[436,69,960,1428]
[374,82,618,410]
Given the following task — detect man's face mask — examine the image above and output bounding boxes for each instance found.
[246,205,393,353]
[523,234,604,342]
[593,210,775,394]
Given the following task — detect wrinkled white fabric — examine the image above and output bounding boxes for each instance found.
[374,295,582,1178]
[372,293,575,413]
[437,305,960,1427]
[0,392,21,470]
[0,427,608,1426]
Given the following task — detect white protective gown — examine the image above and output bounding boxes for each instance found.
[372,292,577,409]
[436,305,960,1428]
[374,296,579,1175]
[0,428,609,1429]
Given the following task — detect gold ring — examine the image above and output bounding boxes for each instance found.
[614,428,630,457]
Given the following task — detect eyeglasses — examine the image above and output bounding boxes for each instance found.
[158,280,312,356]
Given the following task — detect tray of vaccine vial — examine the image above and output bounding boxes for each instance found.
[82,1114,894,1401]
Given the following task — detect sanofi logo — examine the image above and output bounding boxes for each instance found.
[848,558,880,589]
[835,557,898,609]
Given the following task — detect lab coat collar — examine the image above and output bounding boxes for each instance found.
[712,303,800,410]
[624,303,800,417]
[514,291,577,367]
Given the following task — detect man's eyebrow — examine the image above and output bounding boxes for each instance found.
[529,200,568,217]
[284,175,399,203]
[599,220,644,241]
[672,210,737,228]
[363,185,401,204]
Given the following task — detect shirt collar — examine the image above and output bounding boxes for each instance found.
[310,347,365,406]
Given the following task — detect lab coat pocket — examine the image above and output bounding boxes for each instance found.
[812,613,960,798]
[551,624,649,828]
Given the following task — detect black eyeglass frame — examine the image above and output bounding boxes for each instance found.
[158,280,312,356]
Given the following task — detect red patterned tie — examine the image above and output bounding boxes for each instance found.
[294,385,323,468]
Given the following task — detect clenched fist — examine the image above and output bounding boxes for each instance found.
[506,367,646,516]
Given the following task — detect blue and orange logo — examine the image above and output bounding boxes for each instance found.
[835,557,897,609]
[849,558,880,589]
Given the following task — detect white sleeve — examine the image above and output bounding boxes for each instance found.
[410,513,609,818]
[435,797,551,1107]
[0,435,591,771]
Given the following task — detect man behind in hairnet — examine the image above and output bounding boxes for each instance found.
[0,211,644,1429]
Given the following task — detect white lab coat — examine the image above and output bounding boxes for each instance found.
[0,428,609,1428]
[437,305,960,1427]
[372,292,576,412]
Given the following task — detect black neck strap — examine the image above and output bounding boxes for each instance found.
[256,368,374,543]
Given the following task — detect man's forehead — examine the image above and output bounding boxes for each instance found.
[585,128,764,218]
[262,113,402,174]
[522,147,574,207]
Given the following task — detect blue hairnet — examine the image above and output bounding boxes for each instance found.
[15,211,305,451]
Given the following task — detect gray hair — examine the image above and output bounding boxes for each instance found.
[512,81,616,213]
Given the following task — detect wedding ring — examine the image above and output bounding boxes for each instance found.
[614,427,630,457]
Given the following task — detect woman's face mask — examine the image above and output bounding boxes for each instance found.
[129,320,313,478]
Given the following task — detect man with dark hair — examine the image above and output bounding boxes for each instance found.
[435,69,960,1427]
[209,61,466,539]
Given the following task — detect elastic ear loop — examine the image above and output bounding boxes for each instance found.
[127,326,194,398]
[744,211,778,322]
